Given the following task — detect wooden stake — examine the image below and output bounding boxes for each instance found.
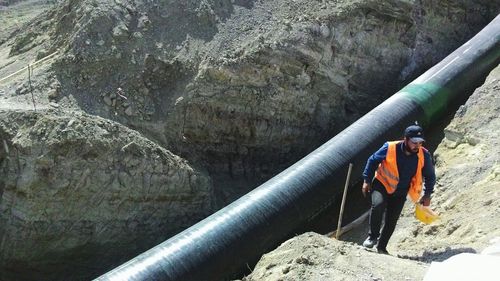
[336,163,353,239]
[28,64,36,112]
[3,140,9,154]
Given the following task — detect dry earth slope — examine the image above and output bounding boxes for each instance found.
[0,108,214,280]
[1,0,498,200]
[241,64,500,281]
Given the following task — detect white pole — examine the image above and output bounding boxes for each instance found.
[0,50,58,84]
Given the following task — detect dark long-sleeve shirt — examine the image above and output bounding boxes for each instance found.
[363,141,436,197]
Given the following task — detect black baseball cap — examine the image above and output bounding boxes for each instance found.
[404,125,425,142]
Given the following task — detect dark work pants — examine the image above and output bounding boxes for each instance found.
[368,180,407,250]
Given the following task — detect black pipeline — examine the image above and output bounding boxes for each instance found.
[96,15,500,281]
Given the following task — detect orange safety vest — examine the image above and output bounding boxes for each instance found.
[375,141,425,203]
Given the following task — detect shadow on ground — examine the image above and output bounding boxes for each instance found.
[397,247,477,263]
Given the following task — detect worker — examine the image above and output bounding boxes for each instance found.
[361,124,435,254]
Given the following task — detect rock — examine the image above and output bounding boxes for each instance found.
[138,15,151,30]
[47,89,59,100]
[0,109,214,281]
[36,48,48,60]
[124,106,134,116]
[319,24,330,38]
[112,23,128,38]
[133,31,143,39]
[103,95,112,106]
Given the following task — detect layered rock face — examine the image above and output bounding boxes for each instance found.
[7,0,496,195]
[0,108,213,280]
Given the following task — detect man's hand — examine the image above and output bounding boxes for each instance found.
[419,195,431,206]
[362,182,371,197]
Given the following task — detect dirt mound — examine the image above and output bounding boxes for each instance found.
[242,232,428,281]
[0,107,214,280]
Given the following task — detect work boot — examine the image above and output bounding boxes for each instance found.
[362,237,378,249]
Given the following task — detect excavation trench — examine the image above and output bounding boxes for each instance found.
[95,16,500,281]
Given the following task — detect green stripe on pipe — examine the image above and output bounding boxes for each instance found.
[397,83,451,125]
